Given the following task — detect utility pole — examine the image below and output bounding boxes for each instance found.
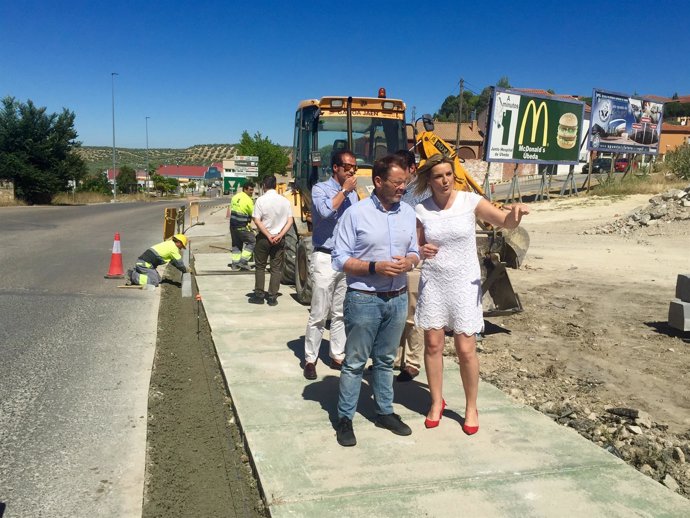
[145,116,150,192]
[455,78,464,151]
[111,72,119,201]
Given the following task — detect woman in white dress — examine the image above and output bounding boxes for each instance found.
[414,155,529,434]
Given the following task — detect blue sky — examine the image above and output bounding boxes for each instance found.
[1,0,687,149]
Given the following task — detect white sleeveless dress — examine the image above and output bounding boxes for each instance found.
[414,191,484,335]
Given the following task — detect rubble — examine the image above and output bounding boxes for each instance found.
[481,355,690,498]
[582,185,690,236]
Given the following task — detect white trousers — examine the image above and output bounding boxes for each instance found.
[304,251,347,363]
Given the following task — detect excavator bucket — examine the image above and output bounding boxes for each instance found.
[476,233,524,316]
[499,226,530,269]
[480,253,523,317]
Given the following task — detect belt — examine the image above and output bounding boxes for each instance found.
[315,247,332,255]
[347,286,407,298]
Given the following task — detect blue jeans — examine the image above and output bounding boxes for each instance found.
[337,290,408,420]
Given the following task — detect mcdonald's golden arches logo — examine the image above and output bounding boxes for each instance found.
[518,100,548,146]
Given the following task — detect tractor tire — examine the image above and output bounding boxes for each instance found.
[281,225,298,285]
[295,236,313,305]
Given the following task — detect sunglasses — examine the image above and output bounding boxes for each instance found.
[338,163,358,172]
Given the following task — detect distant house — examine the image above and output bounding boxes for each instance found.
[660,123,690,158]
[106,163,223,190]
[106,168,148,184]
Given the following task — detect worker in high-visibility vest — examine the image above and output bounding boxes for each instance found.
[127,234,189,286]
[228,181,256,270]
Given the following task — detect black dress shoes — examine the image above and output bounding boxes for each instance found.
[336,417,356,447]
[375,413,412,436]
[303,362,317,380]
[396,366,419,382]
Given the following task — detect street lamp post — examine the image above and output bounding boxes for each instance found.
[145,116,150,192]
[111,72,119,201]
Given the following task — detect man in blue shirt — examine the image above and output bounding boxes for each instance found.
[303,150,359,380]
[331,154,420,447]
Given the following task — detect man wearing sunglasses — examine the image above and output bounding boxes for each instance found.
[303,150,359,380]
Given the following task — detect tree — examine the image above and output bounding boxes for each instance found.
[78,172,110,194]
[116,165,137,193]
[152,174,178,195]
[0,96,87,204]
[497,77,511,89]
[236,131,289,180]
[663,102,690,119]
[665,143,690,180]
[433,78,510,123]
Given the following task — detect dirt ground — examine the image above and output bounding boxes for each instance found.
[477,193,690,496]
[155,193,690,504]
[142,275,267,518]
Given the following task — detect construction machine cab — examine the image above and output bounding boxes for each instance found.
[285,93,407,302]
[292,95,407,230]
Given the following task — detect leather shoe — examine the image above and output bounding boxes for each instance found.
[375,413,411,436]
[336,417,356,447]
[248,295,264,305]
[303,362,317,380]
[266,295,278,306]
[330,358,343,370]
[396,366,419,382]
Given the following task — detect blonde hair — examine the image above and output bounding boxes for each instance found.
[414,154,454,195]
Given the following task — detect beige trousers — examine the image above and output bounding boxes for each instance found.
[395,267,423,371]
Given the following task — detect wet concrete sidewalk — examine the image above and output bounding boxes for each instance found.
[186,206,690,517]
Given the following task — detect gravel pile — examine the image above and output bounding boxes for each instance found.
[583,186,690,236]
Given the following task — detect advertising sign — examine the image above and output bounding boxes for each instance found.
[486,88,585,164]
[588,89,664,155]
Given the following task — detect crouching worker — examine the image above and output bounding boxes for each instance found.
[127,233,190,286]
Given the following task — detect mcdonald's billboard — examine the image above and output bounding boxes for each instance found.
[588,89,664,155]
[485,88,585,164]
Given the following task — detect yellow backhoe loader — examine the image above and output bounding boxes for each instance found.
[282,91,528,316]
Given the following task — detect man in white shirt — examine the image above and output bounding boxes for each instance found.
[251,175,293,306]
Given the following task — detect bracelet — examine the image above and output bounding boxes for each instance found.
[368,261,376,275]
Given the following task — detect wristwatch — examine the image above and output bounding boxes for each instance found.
[368,261,376,275]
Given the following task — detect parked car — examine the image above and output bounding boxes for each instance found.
[614,158,631,172]
[582,158,612,174]
[582,157,632,174]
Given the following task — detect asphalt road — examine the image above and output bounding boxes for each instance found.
[0,200,178,517]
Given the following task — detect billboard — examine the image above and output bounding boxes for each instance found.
[588,89,664,154]
[486,88,585,164]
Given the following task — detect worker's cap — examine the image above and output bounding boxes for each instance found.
[172,233,188,248]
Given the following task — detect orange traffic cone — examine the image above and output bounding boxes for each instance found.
[105,232,125,279]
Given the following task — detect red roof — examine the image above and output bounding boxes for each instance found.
[640,94,672,103]
[662,122,690,133]
[157,165,207,178]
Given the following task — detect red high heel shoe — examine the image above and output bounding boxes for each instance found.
[424,399,446,429]
[462,410,479,435]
